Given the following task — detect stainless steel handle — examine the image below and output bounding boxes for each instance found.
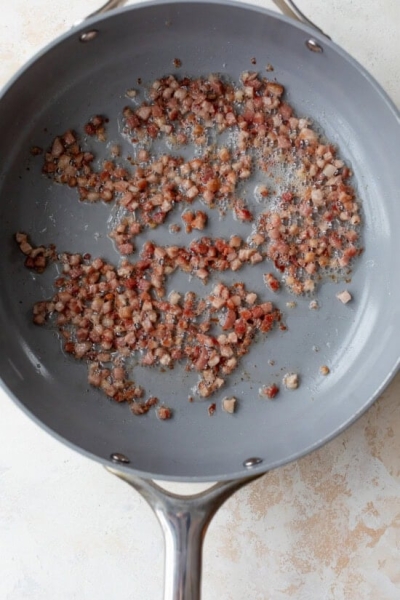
[85,0,129,20]
[107,468,263,600]
[271,0,330,39]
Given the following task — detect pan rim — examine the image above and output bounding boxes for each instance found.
[1,361,399,482]
[1,0,399,123]
[1,0,399,482]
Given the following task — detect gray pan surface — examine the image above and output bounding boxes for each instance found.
[0,0,399,481]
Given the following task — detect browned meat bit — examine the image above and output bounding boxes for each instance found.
[126,88,137,99]
[32,301,48,325]
[198,376,224,398]
[283,373,299,390]
[251,57,257,65]
[42,129,103,200]
[86,361,142,402]
[131,402,150,415]
[181,210,208,233]
[137,149,149,162]
[30,146,43,156]
[173,58,182,68]
[320,365,330,376]
[84,114,107,141]
[15,232,55,273]
[264,273,280,292]
[208,403,216,416]
[234,202,253,222]
[336,290,352,304]
[261,384,279,399]
[16,232,33,256]
[110,144,120,158]
[191,211,208,231]
[146,396,159,407]
[222,396,237,413]
[109,216,141,255]
[130,396,158,415]
[158,405,173,420]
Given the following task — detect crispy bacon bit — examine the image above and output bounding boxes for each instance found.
[84,114,107,141]
[208,403,216,416]
[222,396,237,413]
[131,402,150,415]
[109,216,140,254]
[15,232,56,273]
[234,204,253,222]
[16,232,33,255]
[264,273,280,292]
[30,146,43,156]
[261,384,279,399]
[181,210,208,233]
[146,396,159,407]
[336,290,352,304]
[126,88,137,98]
[158,405,172,420]
[283,372,299,390]
[191,211,207,231]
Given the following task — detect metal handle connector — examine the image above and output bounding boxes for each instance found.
[271,0,331,39]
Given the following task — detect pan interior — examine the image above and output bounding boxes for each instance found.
[0,1,399,481]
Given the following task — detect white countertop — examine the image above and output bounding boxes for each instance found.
[1,1,400,599]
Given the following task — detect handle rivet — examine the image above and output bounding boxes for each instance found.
[79,30,99,43]
[243,457,263,469]
[306,39,323,53]
[110,452,130,464]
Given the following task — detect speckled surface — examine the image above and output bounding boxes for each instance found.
[1,1,400,598]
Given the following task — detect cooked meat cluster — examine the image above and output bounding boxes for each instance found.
[41,72,361,294]
[26,240,281,413]
[20,70,362,418]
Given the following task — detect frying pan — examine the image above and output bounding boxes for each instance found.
[1,0,399,598]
